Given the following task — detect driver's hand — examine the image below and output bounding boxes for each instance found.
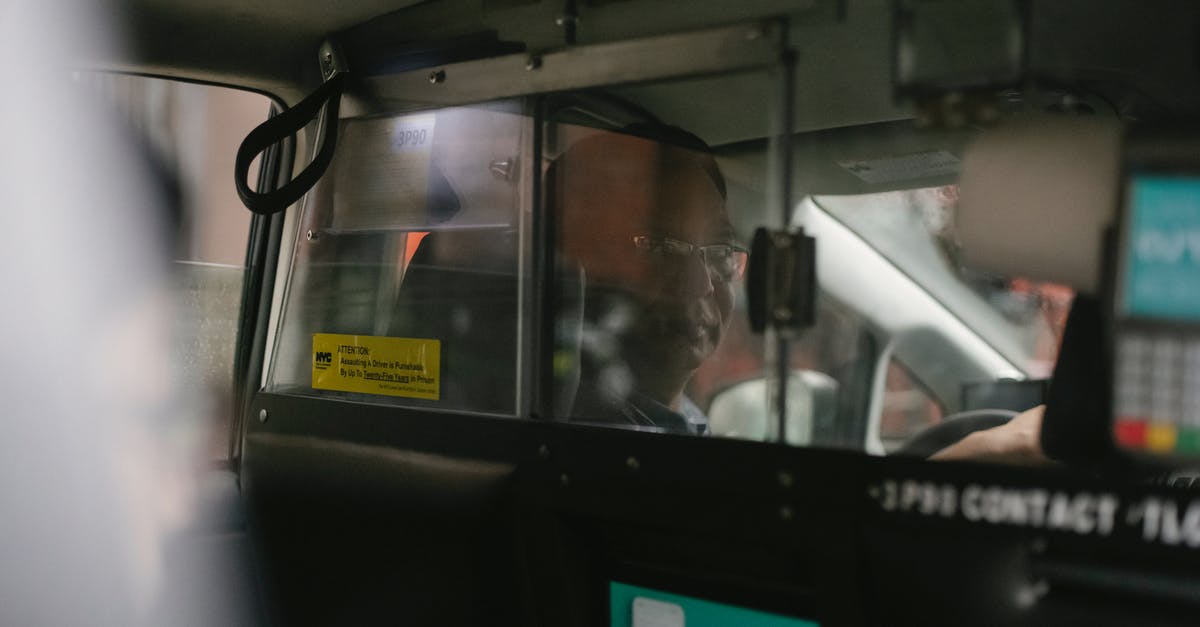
[929,405,1051,465]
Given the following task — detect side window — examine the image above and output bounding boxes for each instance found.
[267,103,530,415]
[880,358,944,452]
[809,187,1074,456]
[90,74,272,460]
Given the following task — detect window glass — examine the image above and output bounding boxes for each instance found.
[547,71,876,444]
[815,187,1073,378]
[268,102,531,415]
[880,358,944,452]
[88,74,269,460]
[808,186,1073,452]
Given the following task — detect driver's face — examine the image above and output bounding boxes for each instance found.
[622,166,735,374]
[558,133,736,380]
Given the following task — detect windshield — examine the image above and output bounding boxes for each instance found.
[814,187,1072,379]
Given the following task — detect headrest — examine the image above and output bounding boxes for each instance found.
[957,115,1123,293]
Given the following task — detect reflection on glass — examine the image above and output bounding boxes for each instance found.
[269,102,528,415]
[815,187,1072,377]
[553,125,741,434]
[547,81,874,448]
[811,186,1067,461]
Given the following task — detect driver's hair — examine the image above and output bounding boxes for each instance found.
[545,123,728,279]
[543,122,726,214]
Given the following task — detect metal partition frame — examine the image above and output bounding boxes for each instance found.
[266,21,797,424]
[354,21,788,112]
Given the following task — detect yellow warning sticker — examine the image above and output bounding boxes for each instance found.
[312,333,440,400]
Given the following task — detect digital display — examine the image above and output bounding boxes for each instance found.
[1121,176,1200,321]
[610,582,818,627]
[1115,175,1200,456]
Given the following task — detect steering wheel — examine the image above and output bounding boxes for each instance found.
[893,409,1018,458]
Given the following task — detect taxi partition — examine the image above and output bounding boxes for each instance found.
[235,15,1200,627]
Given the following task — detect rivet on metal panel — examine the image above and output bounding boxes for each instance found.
[306,229,318,242]
[779,505,794,521]
[559,473,571,487]
[317,41,346,80]
[777,471,794,488]
[1015,579,1049,609]
[538,444,551,460]
[428,69,446,84]
[489,159,516,181]
[258,409,268,423]
[525,55,542,71]
[1029,537,1048,555]
[625,456,640,471]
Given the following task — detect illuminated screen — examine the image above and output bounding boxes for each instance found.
[609,581,818,627]
[1114,175,1200,455]
[1121,176,1200,320]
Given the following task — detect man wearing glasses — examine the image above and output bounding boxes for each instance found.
[551,124,745,434]
[550,122,1050,464]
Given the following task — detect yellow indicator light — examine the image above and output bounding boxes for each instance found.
[1145,422,1179,454]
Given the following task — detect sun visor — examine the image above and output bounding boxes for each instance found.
[957,115,1122,293]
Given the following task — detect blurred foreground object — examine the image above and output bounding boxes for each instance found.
[0,1,232,624]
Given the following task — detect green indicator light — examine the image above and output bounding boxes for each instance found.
[1177,428,1200,454]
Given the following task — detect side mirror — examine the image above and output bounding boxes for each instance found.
[707,370,838,446]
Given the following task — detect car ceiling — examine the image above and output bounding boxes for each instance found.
[98,0,1200,192]
[105,0,425,100]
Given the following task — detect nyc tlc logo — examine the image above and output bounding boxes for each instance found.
[314,351,333,369]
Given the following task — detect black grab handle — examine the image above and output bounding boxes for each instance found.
[235,72,346,215]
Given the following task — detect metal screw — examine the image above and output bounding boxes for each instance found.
[321,52,336,78]
[1016,579,1049,608]
[490,159,515,180]
[778,471,794,488]
[525,55,542,71]
[626,456,640,471]
[428,69,446,84]
[258,409,268,423]
[538,444,551,460]
[779,505,794,521]
[306,229,318,242]
[1029,537,1048,555]
[559,473,571,487]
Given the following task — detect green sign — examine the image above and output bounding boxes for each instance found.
[610,581,818,627]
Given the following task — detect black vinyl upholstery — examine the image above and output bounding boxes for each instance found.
[389,230,521,414]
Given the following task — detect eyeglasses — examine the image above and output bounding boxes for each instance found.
[632,235,749,282]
